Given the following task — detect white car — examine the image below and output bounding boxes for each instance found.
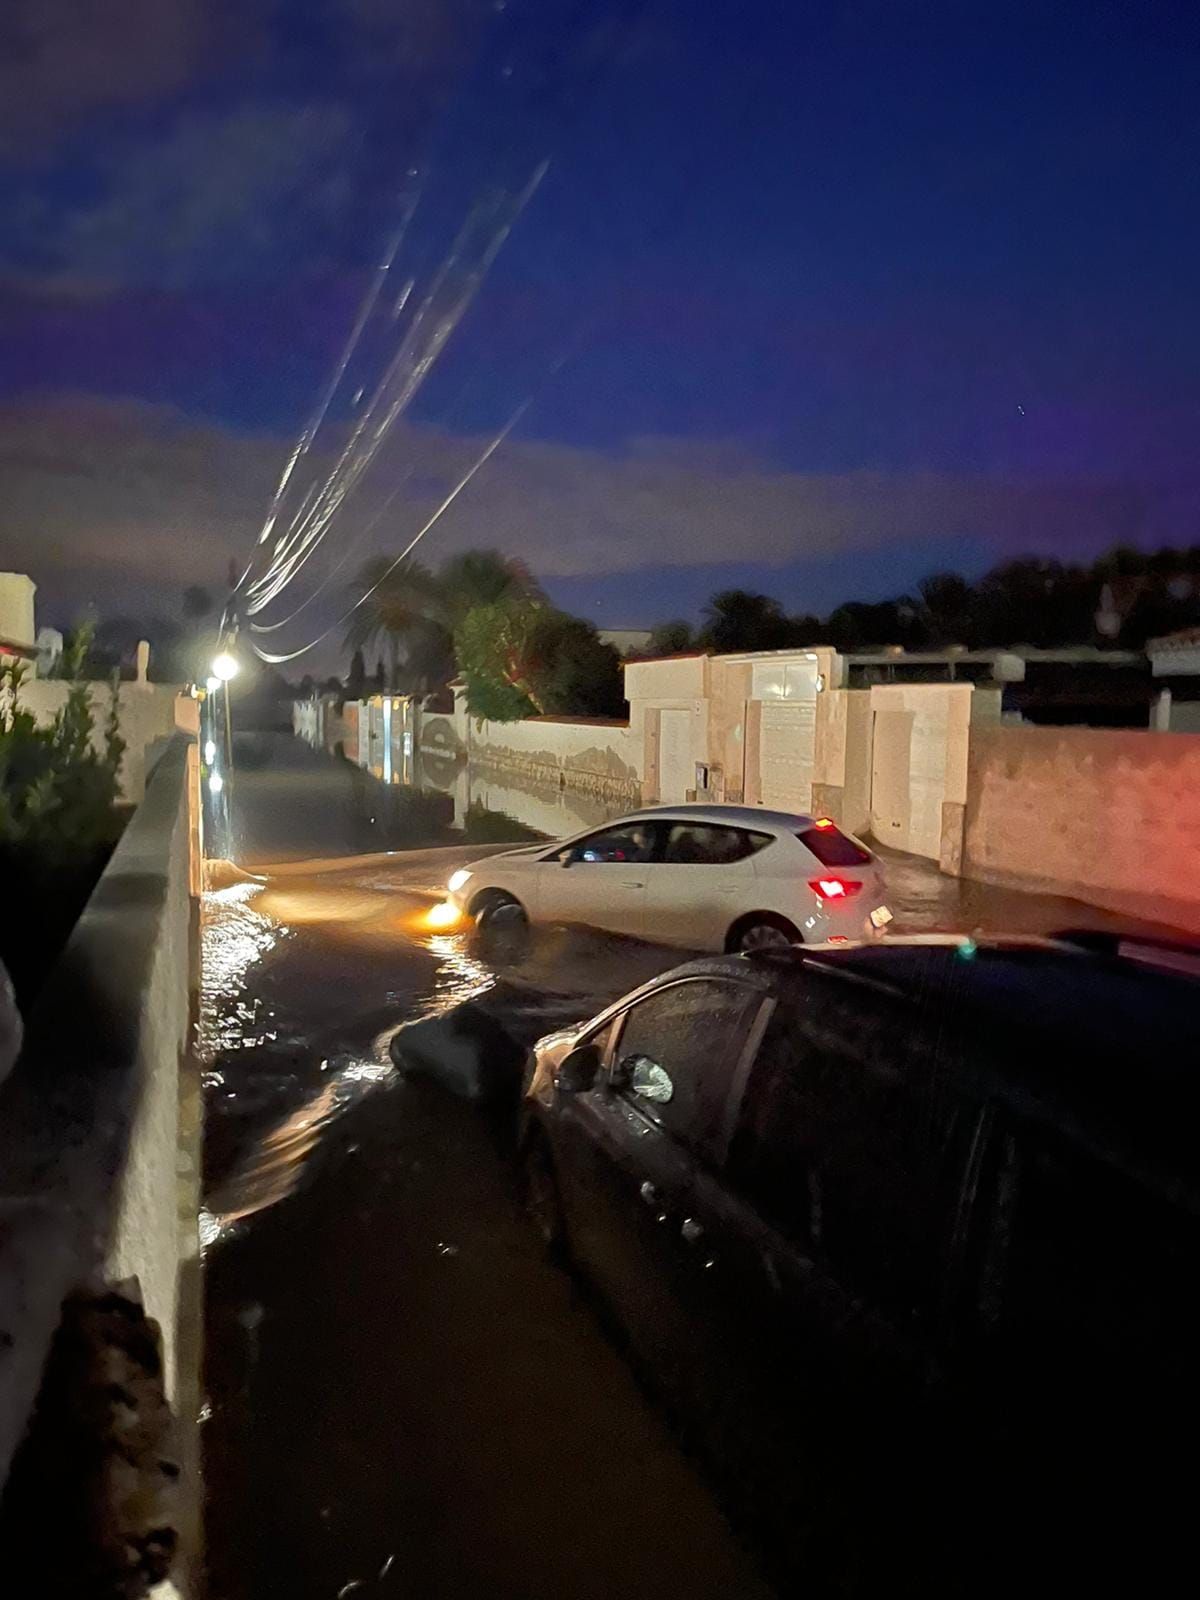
[444,804,892,952]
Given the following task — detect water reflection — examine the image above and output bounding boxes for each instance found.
[420,931,498,1014]
[200,880,288,1057]
[203,1028,400,1244]
[298,713,623,849]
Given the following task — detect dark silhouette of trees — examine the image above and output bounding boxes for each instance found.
[648,619,697,655]
[346,648,367,701]
[700,590,794,652]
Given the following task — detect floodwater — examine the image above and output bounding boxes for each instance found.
[201,732,1164,1599]
[201,735,771,1600]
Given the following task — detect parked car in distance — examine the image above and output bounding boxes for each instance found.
[517,934,1200,1594]
[444,803,891,950]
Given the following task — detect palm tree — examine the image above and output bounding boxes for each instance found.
[438,549,543,633]
[345,557,442,694]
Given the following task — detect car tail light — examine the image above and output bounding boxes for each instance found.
[813,816,835,829]
[808,877,863,900]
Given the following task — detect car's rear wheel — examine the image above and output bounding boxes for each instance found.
[729,913,800,953]
[518,1130,567,1258]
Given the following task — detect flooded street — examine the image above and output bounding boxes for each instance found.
[201,734,1164,1599]
[201,736,770,1600]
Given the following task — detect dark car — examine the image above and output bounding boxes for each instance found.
[517,935,1200,1596]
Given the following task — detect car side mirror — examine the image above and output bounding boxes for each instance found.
[555,1043,600,1095]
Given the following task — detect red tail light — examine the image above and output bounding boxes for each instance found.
[808,877,863,900]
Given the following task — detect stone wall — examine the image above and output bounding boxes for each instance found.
[0,736,201,1580]
[964,724,1200,931]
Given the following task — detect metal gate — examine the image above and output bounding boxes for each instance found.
[658,708,692,803]
[760,699,816,812]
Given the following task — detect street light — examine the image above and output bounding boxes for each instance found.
[211,651,240,682]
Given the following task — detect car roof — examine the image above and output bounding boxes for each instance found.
[622,803,816,832]
[644,934,1200,1198]
[749,936,1200,1192]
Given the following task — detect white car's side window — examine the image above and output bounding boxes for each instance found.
[662,823,771,865]
[565,823,657,864]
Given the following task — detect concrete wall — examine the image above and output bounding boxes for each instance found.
[866,683,1001,863]
[20,680,182,802]
[964,724,1200,931]
[0,737,201,1563]
[458,712,640,805]
[811,688,872,834]
[625,655,709,804]
[0,572,36,655]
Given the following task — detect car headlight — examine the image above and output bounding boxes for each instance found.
[447,868,472,894]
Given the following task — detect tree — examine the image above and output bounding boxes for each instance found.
[530,612,625,717]
[455,597,543,721]
[648,619,696,655]
[455,597,627,721]
[344,557,443,693]
[788,613,824,645]
[346,649,367,702]
[918,572,978,648]
[700,589,796,653]
[824,598,929,652]
[182,585,214,622]
[973,559,1095,648]
[438,549,542,633]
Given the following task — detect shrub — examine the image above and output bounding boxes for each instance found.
[0,648,126,1006]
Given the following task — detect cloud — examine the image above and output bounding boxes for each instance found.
[0,1,211,160]
[4,103,357,291]
[2,392,1191,638]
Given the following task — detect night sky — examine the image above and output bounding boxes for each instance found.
[2,0,1199,664]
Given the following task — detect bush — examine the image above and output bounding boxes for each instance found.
[0,653,126,1006]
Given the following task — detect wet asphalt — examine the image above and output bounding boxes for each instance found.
[201,734,1166,1600]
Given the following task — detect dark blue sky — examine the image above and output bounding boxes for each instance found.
[2,0,1198,651]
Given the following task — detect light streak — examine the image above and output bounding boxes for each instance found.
[249,394,532,664]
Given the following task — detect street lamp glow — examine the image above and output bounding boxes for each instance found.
[205,676,221,693]
[211,652,240,683]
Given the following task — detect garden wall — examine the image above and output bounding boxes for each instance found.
[964,724,1200,931]
[448,712,640,806]
[22,680,183,802]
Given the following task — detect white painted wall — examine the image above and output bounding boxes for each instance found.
[464,713,639,791]
[868,683,999,859]
[0,572,36,658]
[20,681,182,802]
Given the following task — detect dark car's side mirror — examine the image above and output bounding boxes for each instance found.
[554,1043,600,1094]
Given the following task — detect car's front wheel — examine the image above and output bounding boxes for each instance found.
[471,890,528,930]
[728,913,800,953]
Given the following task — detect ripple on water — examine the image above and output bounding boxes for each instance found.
[199,881,289,1058]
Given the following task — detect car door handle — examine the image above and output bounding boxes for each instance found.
[622,879,644,889]
[680,1217,705,1245]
